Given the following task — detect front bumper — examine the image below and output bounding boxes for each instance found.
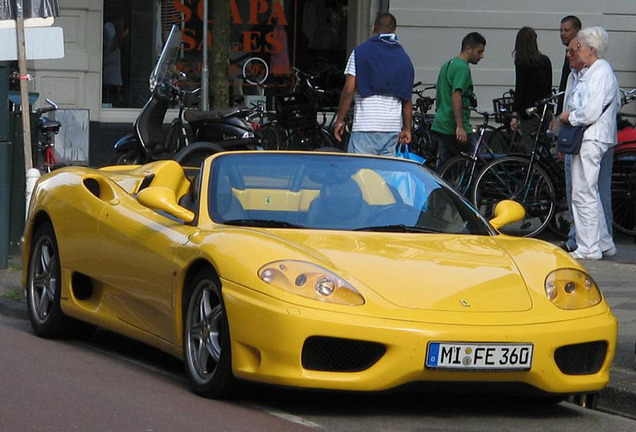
[223,281,617,395]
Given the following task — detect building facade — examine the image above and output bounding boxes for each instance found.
[25,0,636,165]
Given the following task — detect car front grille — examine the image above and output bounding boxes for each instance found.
[554,341,608,375]
[301,336,386,372]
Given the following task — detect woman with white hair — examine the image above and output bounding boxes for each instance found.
[558,27,621,260]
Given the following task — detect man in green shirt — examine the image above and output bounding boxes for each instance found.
[432,32,486,171]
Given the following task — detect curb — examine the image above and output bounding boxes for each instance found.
[0,296,27,320]
[597,367,636,420]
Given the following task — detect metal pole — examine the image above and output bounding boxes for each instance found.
[16,15,33,171]
[201,0,209,111]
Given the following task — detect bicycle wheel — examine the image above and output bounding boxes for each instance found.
[492,126,528,154]
[478,125,509,154]
[472,156,556,237]
[611,149,636,235]
[439,156,475,196]
[283,127,335,151]
[260,123,286,150]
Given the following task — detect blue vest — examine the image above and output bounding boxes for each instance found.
[354,34,414,101]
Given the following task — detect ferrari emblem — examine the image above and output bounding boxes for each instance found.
[265,197,272,206]
[460,299,471,307]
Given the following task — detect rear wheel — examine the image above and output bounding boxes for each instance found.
[114,149,142,165]
[611,149,636,235]
[472,156,556,237]
[183,270,236,399]
[173,141,225,168]
[283,127,335,151]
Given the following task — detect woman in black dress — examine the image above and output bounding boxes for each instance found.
[510,27,552,152]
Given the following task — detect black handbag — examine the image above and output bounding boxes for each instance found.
[557,103,611,155]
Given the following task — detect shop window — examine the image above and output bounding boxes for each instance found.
[102,0,348,109]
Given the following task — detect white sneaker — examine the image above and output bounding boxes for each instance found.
[569,250,602,260]
[602,247,617,258]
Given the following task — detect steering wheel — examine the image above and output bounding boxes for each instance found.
[366,204,420,226]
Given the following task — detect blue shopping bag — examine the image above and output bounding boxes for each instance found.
[395,143,426,164]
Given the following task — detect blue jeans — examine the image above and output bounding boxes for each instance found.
[347,131,399,156]
[564,147,614,249]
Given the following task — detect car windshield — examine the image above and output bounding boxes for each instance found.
[207,153,494,235]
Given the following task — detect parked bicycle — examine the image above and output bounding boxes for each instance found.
[34,98,61,173]
[611,87,636,236]
[489,89,528,153]
[438,107,509,196]
[410,82,437,166]
[258,66,343,151]
[470,91,567,238]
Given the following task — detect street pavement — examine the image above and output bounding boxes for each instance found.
[1,233,635,418]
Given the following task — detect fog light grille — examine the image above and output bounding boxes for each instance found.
[301,336,385,372]
[554,341,607,375]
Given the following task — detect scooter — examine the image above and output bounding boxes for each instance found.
[113,25,260,166]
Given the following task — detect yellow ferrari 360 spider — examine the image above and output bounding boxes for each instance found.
[22,151,616,400]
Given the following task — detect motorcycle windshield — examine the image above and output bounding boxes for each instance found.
[149,25,182,92]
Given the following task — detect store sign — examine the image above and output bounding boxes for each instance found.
[170,0,293,85]
[0,26,64,60]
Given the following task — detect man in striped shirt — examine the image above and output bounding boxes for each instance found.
[333,13,414,155]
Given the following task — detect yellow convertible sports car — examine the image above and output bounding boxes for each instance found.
[22,151,616,400]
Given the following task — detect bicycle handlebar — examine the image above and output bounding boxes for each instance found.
[470,108,490,124]
[524,91,565,115]
[35,98,58,115]
[621,88,636,105]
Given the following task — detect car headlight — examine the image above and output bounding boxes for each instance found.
[258,260,364,306]
[544,269,602,310]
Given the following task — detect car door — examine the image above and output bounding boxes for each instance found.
[96,197,196,343]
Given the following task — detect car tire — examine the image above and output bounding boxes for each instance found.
[183,270,237,399]
[27,222,93,339]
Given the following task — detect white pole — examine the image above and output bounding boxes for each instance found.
[25,167,40,219]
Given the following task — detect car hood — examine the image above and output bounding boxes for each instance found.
[268,231,533,313]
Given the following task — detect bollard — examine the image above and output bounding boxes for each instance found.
[25,168,41,219]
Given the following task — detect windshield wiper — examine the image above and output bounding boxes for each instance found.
[354,224,442,233]
[223,219,307,229]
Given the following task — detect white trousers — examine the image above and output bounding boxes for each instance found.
[570,139,615,255]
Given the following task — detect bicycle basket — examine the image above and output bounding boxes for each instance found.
[275,93,317,129]
[493,96,515,124]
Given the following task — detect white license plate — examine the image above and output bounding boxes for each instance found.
[426,342,533,370]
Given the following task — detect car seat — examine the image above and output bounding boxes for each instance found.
[305,177,369,229]
[214,173,246,221]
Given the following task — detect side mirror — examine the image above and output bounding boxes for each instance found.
[137,186,195,223]
[488,200,525,230]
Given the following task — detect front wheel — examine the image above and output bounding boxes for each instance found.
[472,156,556,237]
[27,222,93,338]
[183,270,236,399]
[260,123,286,150]
[611,149,636,235]
[439,156,476,196]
